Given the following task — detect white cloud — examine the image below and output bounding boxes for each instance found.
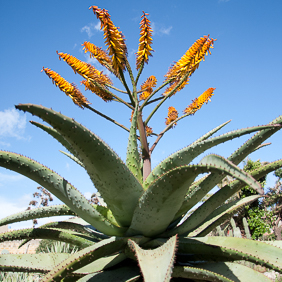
[84,191,92,199]
[0,194,32,219]
[0,108,26,139]
[0,172,24,186]
[81,22,101,38]
[151,22,172,36]
[159,26,172,35]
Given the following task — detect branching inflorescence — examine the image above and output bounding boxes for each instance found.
[1,6,282,282]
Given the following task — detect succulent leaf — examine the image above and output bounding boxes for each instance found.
[41,237,128,281]
[0,151,126,236]
[59,150,84,167]
[172,265,233,282]
[126,106,142,182]
[0,204,76,227]
[76,266,141,281]
[0,253,70,273]
[181,237,282,273]
[196,262,274,282]
[16,104,144,227]
[190,119,231,144]
[30,121,80,161]
[145,124,279,188]
[73,253,127,275]
[128,235,178,282]
[175,159,282,231]
[189,195,261,237]
[128,154,261,237]
[0,228,95,248]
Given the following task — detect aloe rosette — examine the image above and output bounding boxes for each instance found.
[1,6,282,282]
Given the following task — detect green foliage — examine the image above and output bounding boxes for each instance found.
[36,239,81,254]
[247,207,276,240]
[0,6,282,281]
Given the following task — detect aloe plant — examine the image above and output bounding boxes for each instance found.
[0,6,282,281]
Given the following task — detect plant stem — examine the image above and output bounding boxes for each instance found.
[85,104,130,133]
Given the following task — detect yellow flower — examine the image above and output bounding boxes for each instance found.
[136,12,154,70]
[145,126,153,136]
[163,35,215,96]
[42,67,90,108]
[82,42,115,74]
[57,52,112,87]
[184,88,215,114]
[139,75,157,101]
[81,80,113,102]
[89,6,127,73]
[165,106,178,126]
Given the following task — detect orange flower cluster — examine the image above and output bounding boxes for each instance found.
[42,67,90,108]
[136,12,153,70]
[145,126,153,136]
[57,52,112,86]
[139,75,157,101]
[163,36,215,96]
[81,80,113,102]
[165,106,178,126]
[184,88,215,114]
[90,6,127,72]
[82,42,113,71]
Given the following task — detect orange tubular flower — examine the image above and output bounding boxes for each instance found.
[145,126,153,136]
[90,6,127,73]
[139,75,157,101]
[81,80,113,102]
[136,12,153,70]
[57,52,112,86]
[163,35,215,96]
[184,87,215,114]
[42,67,90,108]
[82,42,114,72]
[165,106,178,126]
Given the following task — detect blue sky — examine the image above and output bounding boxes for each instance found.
[0,0,281,229]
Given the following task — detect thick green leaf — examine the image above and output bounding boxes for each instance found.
[41,237,129,282]
[59,150,84,167]
[190,120,231,144]
[0,253,70,273]
[196,262,273,282]
[0,204,76,227]
[76,266,140,282]
[0,228,94,248]
[145,236,282,273]
[144,124,280,188]
[128,235,177,282]
[73,253,127,275]
[188,195,261,237]
[161,154,261,237]
[0,151,126,236]
[126,106,142,182]
[172,265,233,282]
[16,104,144,227]
[181,237,282,273]
[128,154,261,237]
[30,121,80,160]
[174,115,282,220]
[176,159,282,232]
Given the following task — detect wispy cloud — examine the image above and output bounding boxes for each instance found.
[218,0,230,2]
[151,22,172,36]
[159,26,172,35]
[0,108,26,140]
[0,172,24,184]
[81,22,101,38]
